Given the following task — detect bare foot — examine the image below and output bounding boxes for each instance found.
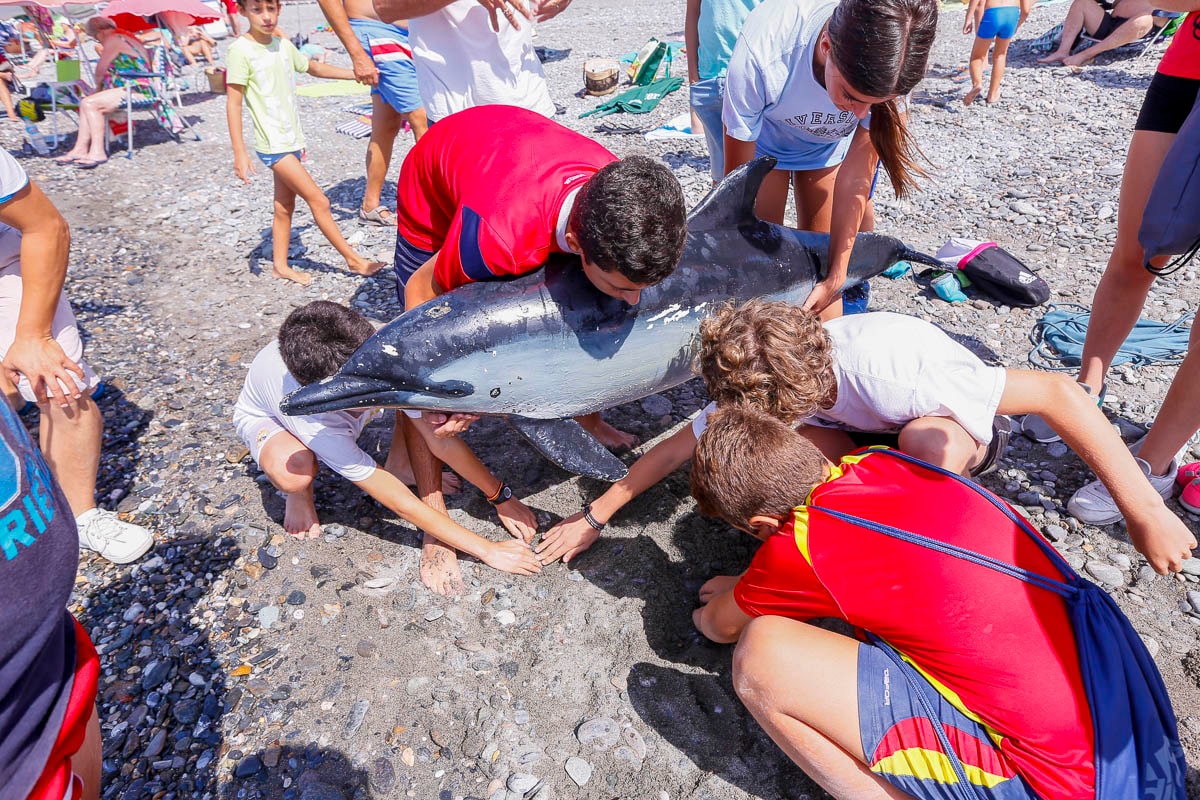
[577,413,639,452]
[283,490,323,539]
[963,84,982,105]
[1061,52,1091,68]
[1036,51,1066,64]
[420,536,463,596]
[986,89,1001,104]
[347,258,386,276]
[272,263,313,286]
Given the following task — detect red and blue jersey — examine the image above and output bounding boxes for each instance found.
[1158,12,1200,80]
[395,104,618,292]
[733,450,1096,799]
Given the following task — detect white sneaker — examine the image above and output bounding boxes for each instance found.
[76,508,154,564]
[1067,456,1176,526]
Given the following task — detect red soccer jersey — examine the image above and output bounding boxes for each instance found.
[733,450,1096,800]
[1158,12,1200,80]
[395,105,618,292]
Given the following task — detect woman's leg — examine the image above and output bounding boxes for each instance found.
[965,37,992,104]
[733,617,910,799]
[1038,0,1104,62]
[988,38,1013,103]
[1132,319,1200,476]
[1075,129,1175,391]
[64,88,124,161]
[270,167,310,285]
[754,167,793,225]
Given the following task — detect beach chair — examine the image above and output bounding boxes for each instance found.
[106,44,199,158]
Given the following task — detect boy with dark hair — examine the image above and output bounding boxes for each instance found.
[688,405,1173,799]
[233,301,540,591]
[538,300,1196,574]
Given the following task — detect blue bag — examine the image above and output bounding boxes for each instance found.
[1139,92,1200,275]
[1029,303,1194,371]
[810,449,1187,800]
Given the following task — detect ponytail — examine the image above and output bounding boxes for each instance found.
[827,0,939,197]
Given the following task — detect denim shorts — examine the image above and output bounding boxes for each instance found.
[689,75,726,180]
[257,150,302,168]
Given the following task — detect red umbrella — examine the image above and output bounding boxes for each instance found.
[100,0,218,32]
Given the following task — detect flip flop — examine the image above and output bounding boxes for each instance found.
[357,205,396,226]
[74,159,108,169]
[54,155,81,164]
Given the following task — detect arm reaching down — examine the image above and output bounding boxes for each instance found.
[998,370,1197,573]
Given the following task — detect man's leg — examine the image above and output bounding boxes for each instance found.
[402,105,428,140]
[38,395,103,516]
[1038,0,1104,62]
[1131,319,1200,478]
[363,95,403,218]
[733,617,910,798]
[402,415,464,596]
[256,427,323,538]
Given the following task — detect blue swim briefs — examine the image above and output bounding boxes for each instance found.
[349,17,423,115]
[977,6,1021,40]
[393,234,436,300]
[857,641,1038,800]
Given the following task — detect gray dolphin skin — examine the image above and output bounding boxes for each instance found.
[281,156,939,479]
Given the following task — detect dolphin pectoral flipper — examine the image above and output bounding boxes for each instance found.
[506,416,629,482]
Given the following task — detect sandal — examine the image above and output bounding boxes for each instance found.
[74,159,108,169]
[358,205,396,227]
[54,154,81,164]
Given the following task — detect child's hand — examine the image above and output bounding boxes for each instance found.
[482,539,541,575]
[1127,504,1197,575]
[962,16,974,34]
[536,511,600,564]
[234,153,255,184]
[424,412,480,438]
[496,496,537,543]
[699,574,740,603]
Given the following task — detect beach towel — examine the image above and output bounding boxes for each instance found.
[296,80,370,98]
[1028,303,1195,370]
[579,76,683,118]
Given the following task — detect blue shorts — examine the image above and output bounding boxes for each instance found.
[349,17,422,115]
[689,75,726,180]
[857,641,1037,799]
[257,150,303,168]
[393,234,435,299]
[977,6,1021,40]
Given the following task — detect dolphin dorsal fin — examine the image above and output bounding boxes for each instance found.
[686,156,777,232]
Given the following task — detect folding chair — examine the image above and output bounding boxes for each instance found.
[1076,9,1184,58]
[107,44,200,159]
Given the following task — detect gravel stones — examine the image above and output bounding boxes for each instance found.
[565,757,593,786]
[1086,561,1126,587]
[576,717,621,750]
[343,699,370,738]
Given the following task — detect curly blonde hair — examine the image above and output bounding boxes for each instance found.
[697,299,835,424]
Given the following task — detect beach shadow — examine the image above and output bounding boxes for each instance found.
[219,744,380,799]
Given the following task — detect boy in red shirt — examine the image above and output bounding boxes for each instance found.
[392,104,688,593]
[689,404,1103,799]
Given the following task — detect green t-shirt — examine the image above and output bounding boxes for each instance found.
[226,35,309,155]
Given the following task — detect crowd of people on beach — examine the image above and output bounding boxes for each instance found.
[2,0,1200,796]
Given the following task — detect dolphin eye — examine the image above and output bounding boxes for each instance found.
[490,388,501,398]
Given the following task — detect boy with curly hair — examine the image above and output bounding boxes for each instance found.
[537,300,1195,575]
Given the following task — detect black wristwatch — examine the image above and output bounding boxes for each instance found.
[487,481,513,505]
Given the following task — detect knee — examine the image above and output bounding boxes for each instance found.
[274,195,296,215]
[732,617,789,709]
[263,447,317,492]
[898,419,973,469]
[309,192,331,216]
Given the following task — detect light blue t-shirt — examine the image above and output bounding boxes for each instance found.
[722,0,870,171]
[696,0,763,81]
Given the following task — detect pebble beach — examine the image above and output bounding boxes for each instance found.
[11,0,1200,797]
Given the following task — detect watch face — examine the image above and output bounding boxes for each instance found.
[500,485,513,502]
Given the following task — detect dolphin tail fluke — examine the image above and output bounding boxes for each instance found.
[507,416,630,481]
[898,246,944,270]
[686,156,778,232]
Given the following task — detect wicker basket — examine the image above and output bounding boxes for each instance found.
[583,59,620,97]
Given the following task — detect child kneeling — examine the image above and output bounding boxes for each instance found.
[689,405,1182,799]
[233,301,539,583]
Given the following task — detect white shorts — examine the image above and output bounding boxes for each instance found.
[233,413,287,465]
[0,265,100,403]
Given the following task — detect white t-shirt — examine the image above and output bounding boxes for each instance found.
[722,0,866,171]
[0,149,29,206]
[408,0,555,122]
[692,312,1007,444]
[233,341,384,482]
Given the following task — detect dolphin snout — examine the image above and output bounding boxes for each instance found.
[281,374,399,416]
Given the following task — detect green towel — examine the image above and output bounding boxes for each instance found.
[579,76,684,118]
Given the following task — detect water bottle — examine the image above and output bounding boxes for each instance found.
[931,271,968,303]
[24,121,48,155]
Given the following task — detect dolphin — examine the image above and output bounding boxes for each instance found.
[281,156,940,480]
